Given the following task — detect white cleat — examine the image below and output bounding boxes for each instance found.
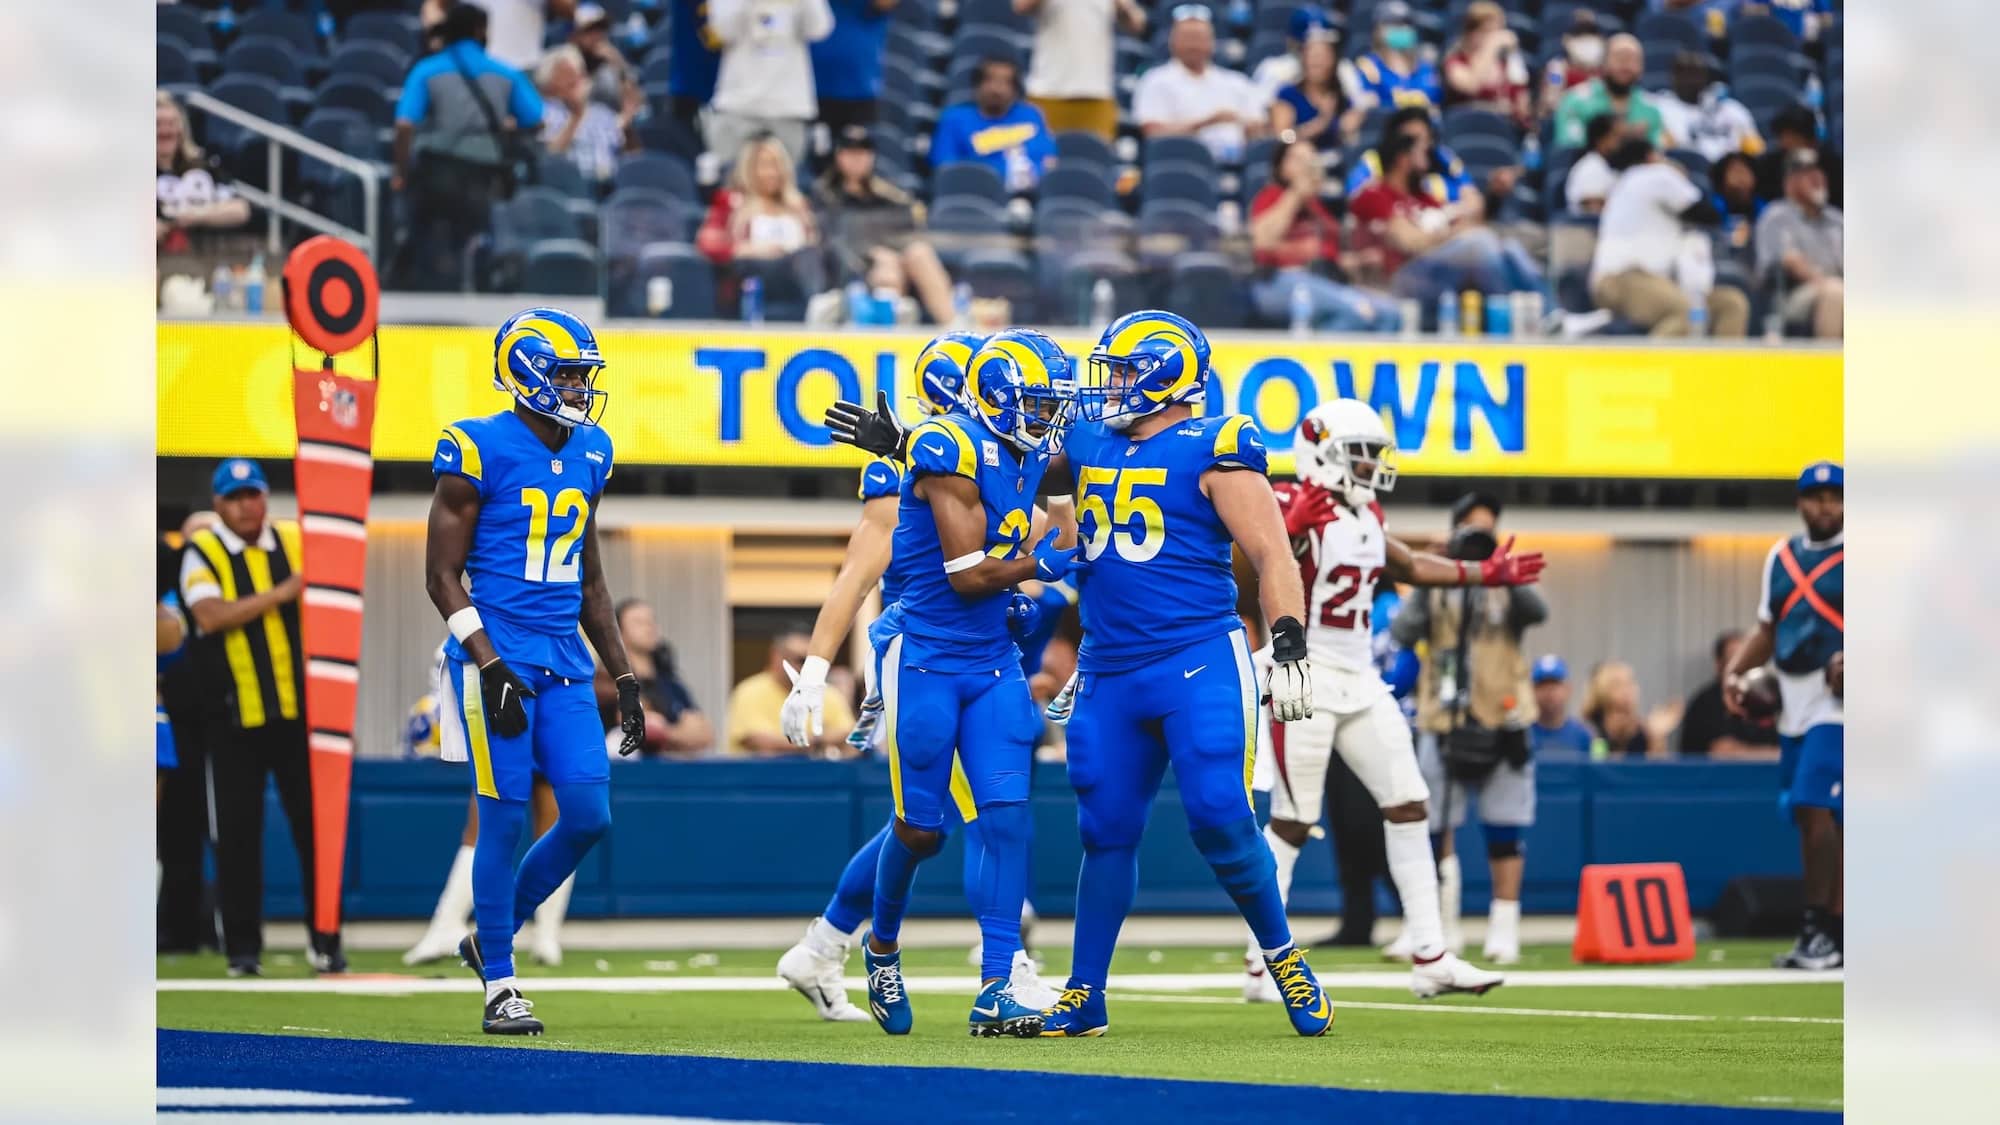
[529,935,563,968]
[1482,939,1521,966]
[402,931,464,967]
[1411,952,1505,999]
[1380,929,1414,963]
[1009,949,1062,1010]
[778,934,872,1022]
[1242,955,1283,1003]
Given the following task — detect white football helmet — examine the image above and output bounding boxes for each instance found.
[1299,398,1398,507]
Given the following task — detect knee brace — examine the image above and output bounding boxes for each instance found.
[1191,817,1276,898]
[1484,824,1523,859]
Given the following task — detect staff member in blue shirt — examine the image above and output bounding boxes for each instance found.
[812,0,895,132]
[931,55,1055,193]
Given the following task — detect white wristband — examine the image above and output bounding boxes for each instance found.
[943,550,985,574]
[447,606,485,643]
[798,654,830,687]
[1044,494,1073,506]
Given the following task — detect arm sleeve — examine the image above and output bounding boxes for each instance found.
[394,65,432,124]
[1508,585,1549,632]
[857,457,903,500]
[1755,541,1781,624]
[509,71,545,129]
[1207,415,1269,474]
[180,545,221,608]
[800,0,835,42]
[1389,588,1430,648]
[709,0,751,44]
[1130,71,1167,125]
[434,425,486,496]
[905,420,977,479]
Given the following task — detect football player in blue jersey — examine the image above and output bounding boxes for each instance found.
[852,329,1082,1038]
[1724,460,1844,970]
[424,308,646,1036]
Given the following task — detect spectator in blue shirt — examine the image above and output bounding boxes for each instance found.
[1340,0,1442,112]
[1528,655,1594,757]
[931,56,1055,193]
[390,3,543,291]
[667,0,724,128]
[811,0,895,132]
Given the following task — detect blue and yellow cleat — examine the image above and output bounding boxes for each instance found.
[968,977,1046,1038]
[1036,982,1109,1038]
[1266,946,1334,1037]
[863,935,913,1035]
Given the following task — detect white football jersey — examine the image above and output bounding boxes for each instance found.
[1302,501,1392,713]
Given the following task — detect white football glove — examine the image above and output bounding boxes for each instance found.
[780,655,829,748]
[1263,616,1313,723]
[1044,671,1080,726]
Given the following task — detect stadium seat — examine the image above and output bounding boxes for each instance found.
[1240,136,1279,176]
[1733,79,1805,128]
[521,238,601,296]
[535,153,594,200]
[1142,135,1216,173]
[1442,107,1517,148]
[599,188,696,256]
[614,152,698,204]
[1730,13,1800,55]
[1450,135,1519,182]
[157,3,214,54]
[299,108,378,183]
[926,197,1011,268]
[1056,249,1144,326]
[238,9,323,57]
[1728,51,1803,89]
[954,27,1029,69]
[606,241,716,319]
[497,187,585,246]
[1054,130,1116,172]
[1634,12,1704,55]
[1136,199,1220,268]
[223,35,307,89]
[342,11,424,59]
[1139,165,1219,210]
[957,0,1030,35]
[1666,148,1711,184]
[932,161,1009,205]
[329,42,411,90]
[960,248,1039,321]
[635,112,704,163]
[314,77,396,127]
[202,73,287,153]
[1039,165,1117,210]
[1165,252,1249,329]
[639,53,675,90]
[892,0,938,32]
[159,38,199,87]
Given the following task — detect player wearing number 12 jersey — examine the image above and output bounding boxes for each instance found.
[1263,397,1544,999]
[425,308,647,1037]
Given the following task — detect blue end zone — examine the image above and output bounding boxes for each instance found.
[159,1030,1834,1124]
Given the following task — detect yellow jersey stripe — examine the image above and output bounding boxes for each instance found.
[461,664,498,799]
[910,418,978,478]
[949,755,978,823]
[191,531,267,729]
[240,546,300,721]
[442,426,483,481]
[1215,414,1253,458]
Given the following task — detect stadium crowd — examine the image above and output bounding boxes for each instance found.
[157,0,1843,337]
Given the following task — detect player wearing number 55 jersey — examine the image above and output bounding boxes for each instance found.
[425,308,646,1037]
[1266,398,1544,1000]
[1038,310,1332,1039]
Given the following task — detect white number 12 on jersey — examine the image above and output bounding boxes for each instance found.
[520,487,590,582]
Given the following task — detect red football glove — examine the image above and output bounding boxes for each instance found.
[1473,536,1546,586]
[1281,482,1336,540]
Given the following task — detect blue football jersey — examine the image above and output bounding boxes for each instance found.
[1070,414,1267,673]
[857,455,912,607]
[893,411,1047,671]
[1760,533,1843,676]
[433,410,614,679]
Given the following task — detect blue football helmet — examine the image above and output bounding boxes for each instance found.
[493,307,606,427]
[966,329,1077,456]
[1083,309,1210,431]
[911,331,986,417]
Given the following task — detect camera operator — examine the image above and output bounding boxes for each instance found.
[1389,492,1545,964]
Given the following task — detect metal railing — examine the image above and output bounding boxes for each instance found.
[182,90,385,259]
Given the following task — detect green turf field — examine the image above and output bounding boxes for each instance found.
[157,941,1842,1111]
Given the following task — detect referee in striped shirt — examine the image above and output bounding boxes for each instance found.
[179,458,345,975]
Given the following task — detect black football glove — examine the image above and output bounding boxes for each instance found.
[826,390,907,459]
[479,658,536,739]
[615,673,645,757]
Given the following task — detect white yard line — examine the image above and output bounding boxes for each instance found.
[158,967,1840,994]
[1116,992,1842,1024]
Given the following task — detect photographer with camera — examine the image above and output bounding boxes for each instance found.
[1389,492,1545,965]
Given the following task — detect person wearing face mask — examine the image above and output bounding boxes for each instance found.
[1341,0,1442,111]
[1754,150,1843,339]
[1552,33,1663,149]
[1656,50,1764,163]
[1539,8,1605,116]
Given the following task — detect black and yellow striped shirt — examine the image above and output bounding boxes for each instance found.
[179,520,304,729]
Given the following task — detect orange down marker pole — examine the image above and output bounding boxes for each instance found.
[1572,863,1697,964]
[282,236,381,941]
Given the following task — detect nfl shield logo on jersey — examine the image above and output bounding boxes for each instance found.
[550,459,563,474]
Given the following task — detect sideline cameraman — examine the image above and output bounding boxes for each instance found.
[1390,492,1545,964]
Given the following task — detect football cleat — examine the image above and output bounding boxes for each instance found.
[1265,947,1335,1036]
[777,925,871,1023]
[1037,982,1109,1038]
[1411,951,1505,999]
[1482,936,1522,966]
[1243,955,1282,1003]
[307,932,347,975]
[482,986,544,1036]
[968,977,1047,1038]
[1773,930,1842,971]
[1008,948,1062,1011]
[225,959,261,979]
[457,933,486,983]
[863,936,913,1035]
[403,930,464,967]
